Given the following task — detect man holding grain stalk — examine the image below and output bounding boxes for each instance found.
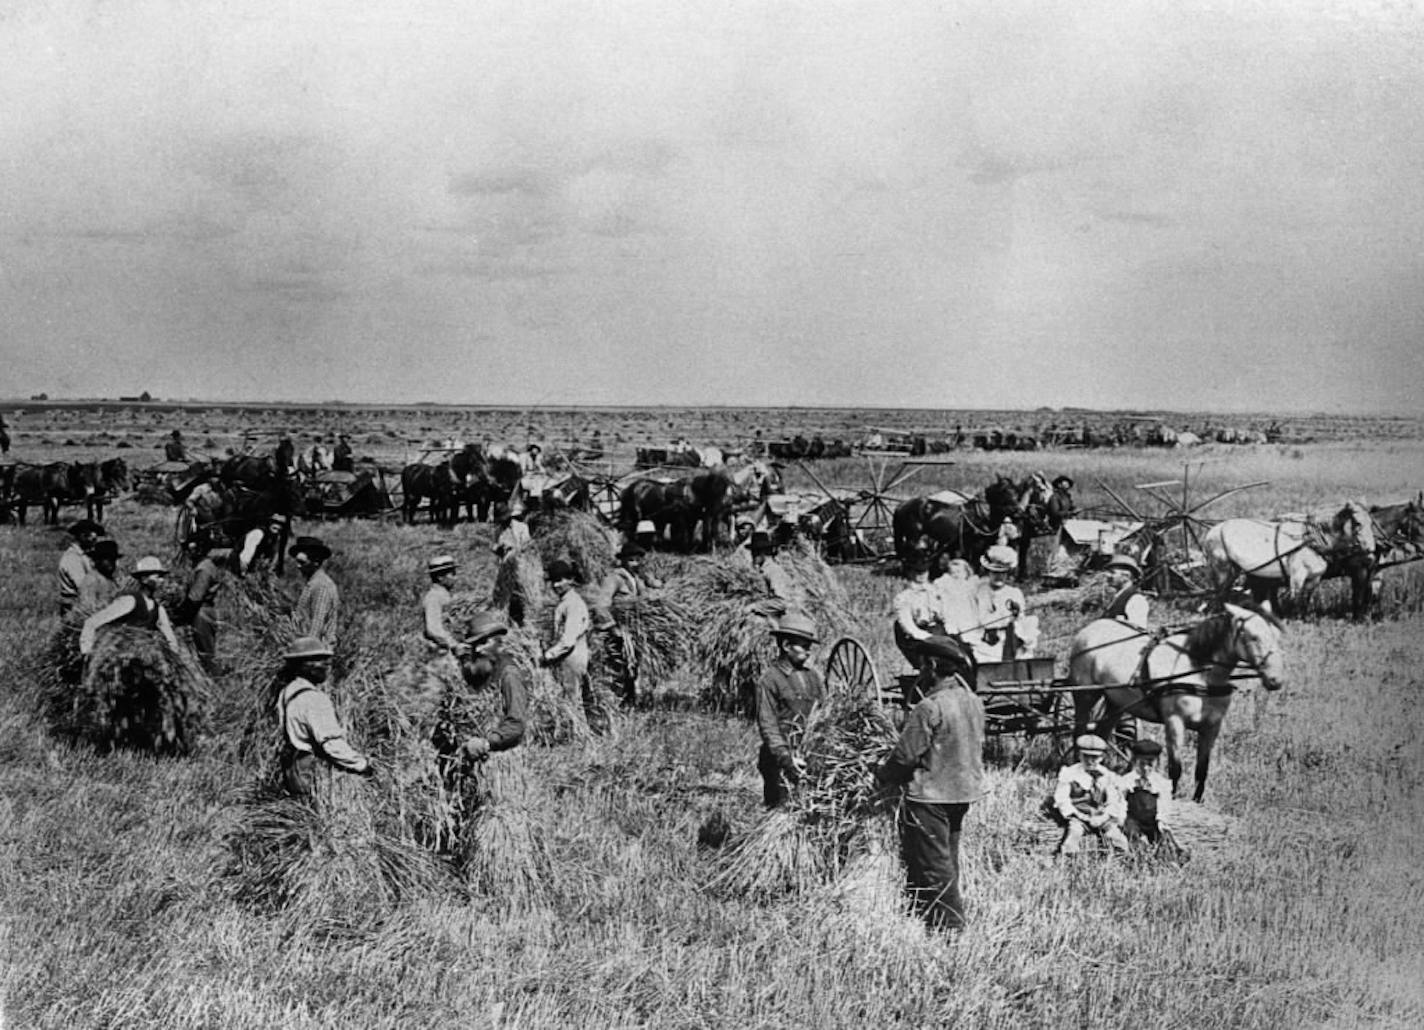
[876,635,987,933]
[754,612,824,808]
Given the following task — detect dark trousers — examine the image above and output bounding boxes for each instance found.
[757,744,790,809]
[191,606,218,674]
[600,629,637,705]
[900,800,969,931]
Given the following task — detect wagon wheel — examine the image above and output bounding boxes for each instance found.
[825,637,884,706]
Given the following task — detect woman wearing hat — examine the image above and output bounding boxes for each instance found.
[968,545,1039,663]
[893,553,947,672]
[1051,734,1129,856]
[290,536,339,646]
[79,555,181,658]
[754,612,824,808]
[274,636,373,798]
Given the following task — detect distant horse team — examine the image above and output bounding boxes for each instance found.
[1,458,130,525]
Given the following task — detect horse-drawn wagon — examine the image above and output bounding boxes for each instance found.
[302,467,396,520]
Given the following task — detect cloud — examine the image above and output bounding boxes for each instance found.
[448,168,552,198]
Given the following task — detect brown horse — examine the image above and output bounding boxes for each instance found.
[401,461,461,526]
[619,477,696,550]
[892,475,1025,569]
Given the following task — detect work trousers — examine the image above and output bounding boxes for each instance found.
[600,629,638,705]
[1058,817,1130,855]
[900,800,969,932]
[191,606,219,674]
[757,744,793,809]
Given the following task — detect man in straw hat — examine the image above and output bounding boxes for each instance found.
[79,555,180,658]
[1099,551,1150,630]
[290,535,340,646]
[876,635,986,932]
[968,544,1038,663]
[77,538,126,611]
[422,555,467,657]
[442,611,528,764]
[755,612,824,809]
[491,500,531,560]
[543,559,595,733]
[1052,734,1129,857]
[58,519,105,615]
[274,636,373,798]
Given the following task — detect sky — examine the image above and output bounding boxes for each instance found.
[2,0,1423,412]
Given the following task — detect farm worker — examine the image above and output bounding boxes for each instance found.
[236,511,290,575]
[969,546,1038,663]
[441,610,529,764]
[1052,734,1129,857]
[1047,475,1077,530]
[79,556,180,657]
[875,635,986,933]
[893,553,947,673]
[1101,552,1150,630]
[274,636,373,798]
[1330,500,1375,557]
[290,536,340,646]
[332,434,354,473]
[58,519,105,615]
[77,538,125,611]
[751,533,798,608]
[729,516,757,566]
[593,542,656,705]
[491,501,531,560]
[934,558,980,637]
[542,559,595,734]
[179,542,231,675]
[755,612,824,809]
[422,555,467,657]
[633,519,659,552]
[164,429,188,463]
[584,429,605,463]
[1114,740,1185,858]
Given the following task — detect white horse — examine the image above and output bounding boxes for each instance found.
[1069,603,1285,801]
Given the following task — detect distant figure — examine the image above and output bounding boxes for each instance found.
[1047,475,1077,530]
[290,536,340,645]
[729,516,756,566]
[491,502,531,561]
[77,539,125,611]
[164,429,188,463]
[1099,552,1150,629]
[751,533,796,607]
[58,519,105,615]
[181,542,230,675]
[332,434,354,473]
[0,411,9,455]
[968,545,1038,662]
[584,429,605,463]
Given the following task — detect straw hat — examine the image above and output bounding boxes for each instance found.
[980,545,1017,573]
[427,554,458,576]
[283,636,333,661]
[635,519,657,535]
[466,611,508,646]
[132,555,168,577]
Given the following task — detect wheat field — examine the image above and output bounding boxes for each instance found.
[1,434,1422,1028]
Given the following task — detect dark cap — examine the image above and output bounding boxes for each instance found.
[288,535,332,562]
[68,519,105,538]
[91,539,122,561]
[920,635,973,677]
[617,542,646,561]
[545,559,576,582]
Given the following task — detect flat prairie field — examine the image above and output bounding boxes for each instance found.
[1,406,1423,1028]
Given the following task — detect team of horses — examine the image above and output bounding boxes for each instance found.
[0,458,131,525]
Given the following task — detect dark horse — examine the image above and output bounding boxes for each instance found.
[688,461,781,550]
[619,477,696,551]
[892,475,1025,569]
[450,446,523,522]
[401,461,461,526]
[182,446,303,572]
[10,461,126,525]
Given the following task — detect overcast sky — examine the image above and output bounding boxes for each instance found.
[3,0,1423,411]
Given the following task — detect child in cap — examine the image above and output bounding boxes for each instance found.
[1052,734,1129,856]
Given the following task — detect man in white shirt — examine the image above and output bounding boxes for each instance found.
[543,559,595,734]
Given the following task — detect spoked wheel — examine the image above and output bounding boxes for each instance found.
[825,637,884,706]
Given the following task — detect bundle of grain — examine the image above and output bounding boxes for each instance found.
[69,624,210,755]
[602,594,696,692]
[451,749,555,903]
[489,550,547,627]
[35,607,93,725]
[709,691,897,899]
[775,539,861,640]
[532,509,618,586]
[498,625,594,745]
[225,775,449,931]
[674,559,779,714]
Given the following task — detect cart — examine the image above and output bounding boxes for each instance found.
[303,468,396,520]
[793,455,960,563]
[822,636,1137,763]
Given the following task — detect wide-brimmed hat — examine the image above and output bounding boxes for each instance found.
[283,635,333,661]
[68,519,105,538]
[288,535,331,562]
[466,611,508,646]
[91,539,122,561]
[1052,474,1074,490]
[545,559,576,582]
[1130,739,1162,758]
[132,555,168,577]
[267,512,291,527]
[1106,552,1140,577]
[1075,733,1108,755]
[427,554,458,576]
[920,634,973,675]
[980,545,1017,573]
[617,542,646,561]
[772,611,818,644]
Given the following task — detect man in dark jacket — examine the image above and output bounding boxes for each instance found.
[754,612,823,808]
[1046,475,1076,530]
[446,611,529,763]
[876,636,987,932]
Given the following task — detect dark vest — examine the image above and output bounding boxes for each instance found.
[114,587,161,630]
[1102,585,1141,621]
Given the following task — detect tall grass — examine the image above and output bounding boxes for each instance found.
[1,441,1422,1028]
